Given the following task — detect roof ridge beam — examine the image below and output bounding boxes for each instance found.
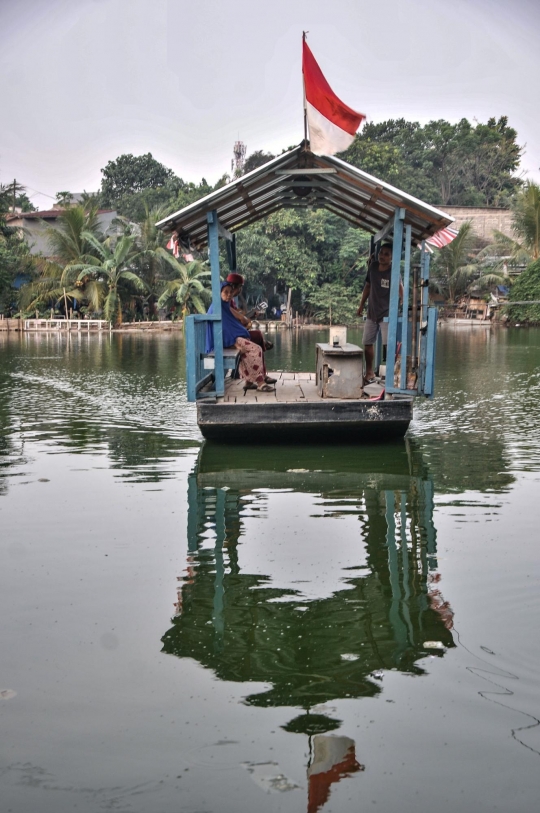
[274,168,337,175]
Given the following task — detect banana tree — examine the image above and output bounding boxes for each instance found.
[64,232,146,324]
[156,250,211,317]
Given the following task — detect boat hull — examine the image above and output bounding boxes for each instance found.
[197,398,413,442]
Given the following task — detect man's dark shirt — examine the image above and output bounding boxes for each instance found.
[365,261,392,322]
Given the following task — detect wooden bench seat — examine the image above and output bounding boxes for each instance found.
[202,348,240,371]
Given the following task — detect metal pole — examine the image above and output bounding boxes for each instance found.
[207,210,224,396]
[410,261,419,371]
[302,32,308,145]
[386,207,405,393]
[400,225,412,390]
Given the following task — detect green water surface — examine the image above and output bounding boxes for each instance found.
[0,326,539,813]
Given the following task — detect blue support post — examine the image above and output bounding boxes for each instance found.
[424,307,438,398]
[385,208,405,394]
[400,225,412,390]
[185,315,197,402]
[418,249,431,393]
[207,210,225,397]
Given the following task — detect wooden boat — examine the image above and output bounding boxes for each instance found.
[157,145,454,441]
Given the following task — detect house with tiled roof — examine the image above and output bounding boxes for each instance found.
[6,208,118,257]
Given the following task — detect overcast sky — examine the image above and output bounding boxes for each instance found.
[1,0,539,210]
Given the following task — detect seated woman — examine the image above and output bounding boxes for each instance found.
[205,282,274,392]
[226,273,274,356]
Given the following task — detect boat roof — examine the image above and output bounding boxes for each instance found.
[156,145,454,249]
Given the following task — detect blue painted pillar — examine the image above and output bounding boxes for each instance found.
[418,248,431,393]
[400,225,412,390]
[207,210,225,396]
[386,208,405,392]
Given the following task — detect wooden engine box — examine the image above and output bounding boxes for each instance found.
[316,343,364,399]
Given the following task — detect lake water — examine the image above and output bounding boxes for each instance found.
[1,326,539,813]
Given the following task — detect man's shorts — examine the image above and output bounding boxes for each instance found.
[363,318,388,346]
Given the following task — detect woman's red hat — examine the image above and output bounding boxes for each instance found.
[226,272,244,285]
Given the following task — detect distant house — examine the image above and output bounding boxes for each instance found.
[455,295,490,320]
[6,208,118,258]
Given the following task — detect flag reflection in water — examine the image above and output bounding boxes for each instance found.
[308,735,363,813]
[162,441,454,810]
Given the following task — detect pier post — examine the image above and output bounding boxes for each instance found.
[207,210,225,397]
[386,208,405,392]
[400,225,412,390]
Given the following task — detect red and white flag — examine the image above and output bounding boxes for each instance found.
[166,235,180,257]
[426,226,459,249]
[302,39,365,156]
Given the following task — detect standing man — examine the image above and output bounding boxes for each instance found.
[357,243,402,384]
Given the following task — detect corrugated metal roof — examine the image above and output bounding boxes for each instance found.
[156,145,454,248]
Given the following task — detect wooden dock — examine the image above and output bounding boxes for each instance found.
[197,371,413,442]
[23,318,110,331]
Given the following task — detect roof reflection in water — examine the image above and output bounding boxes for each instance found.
[163,440,454,702]
[162,440,454,809]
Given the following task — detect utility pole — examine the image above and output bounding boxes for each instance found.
[12,179,17,213]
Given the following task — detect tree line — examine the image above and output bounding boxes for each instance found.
[1,115,539,323]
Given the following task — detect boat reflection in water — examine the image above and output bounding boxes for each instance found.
[162,441,454,812]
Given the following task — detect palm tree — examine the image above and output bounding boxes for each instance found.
[46,204,102,265]
[55,191,74,208]
[0,180,27,213]
[18,258,68,315]
[64,233,146,324]
[432,222,479,302]
[156,252,211,317]
[512,181,540,261]
[478,182,540,271]
[432,221,508,303]
[135,204,174,316]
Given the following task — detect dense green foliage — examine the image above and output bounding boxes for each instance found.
[99,152,216,222]
[236,208,369,321]
[4,115,530,321]
[512,182,540,261]
[242,151,276,174]
[0,181,36,214]
[473,181,540,277]
[0,227,34,313]
[0,186,34,313]
[339,117,521,206]
[506,258,540,323]
[429,222,506,302]
[101,153,179,204]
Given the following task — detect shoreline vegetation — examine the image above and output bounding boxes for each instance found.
[1,117,540,327]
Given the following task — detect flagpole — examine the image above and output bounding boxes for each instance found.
[302,31,308,145]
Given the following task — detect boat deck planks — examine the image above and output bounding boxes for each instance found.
[197,370,409,441]
[219,371,385,404]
